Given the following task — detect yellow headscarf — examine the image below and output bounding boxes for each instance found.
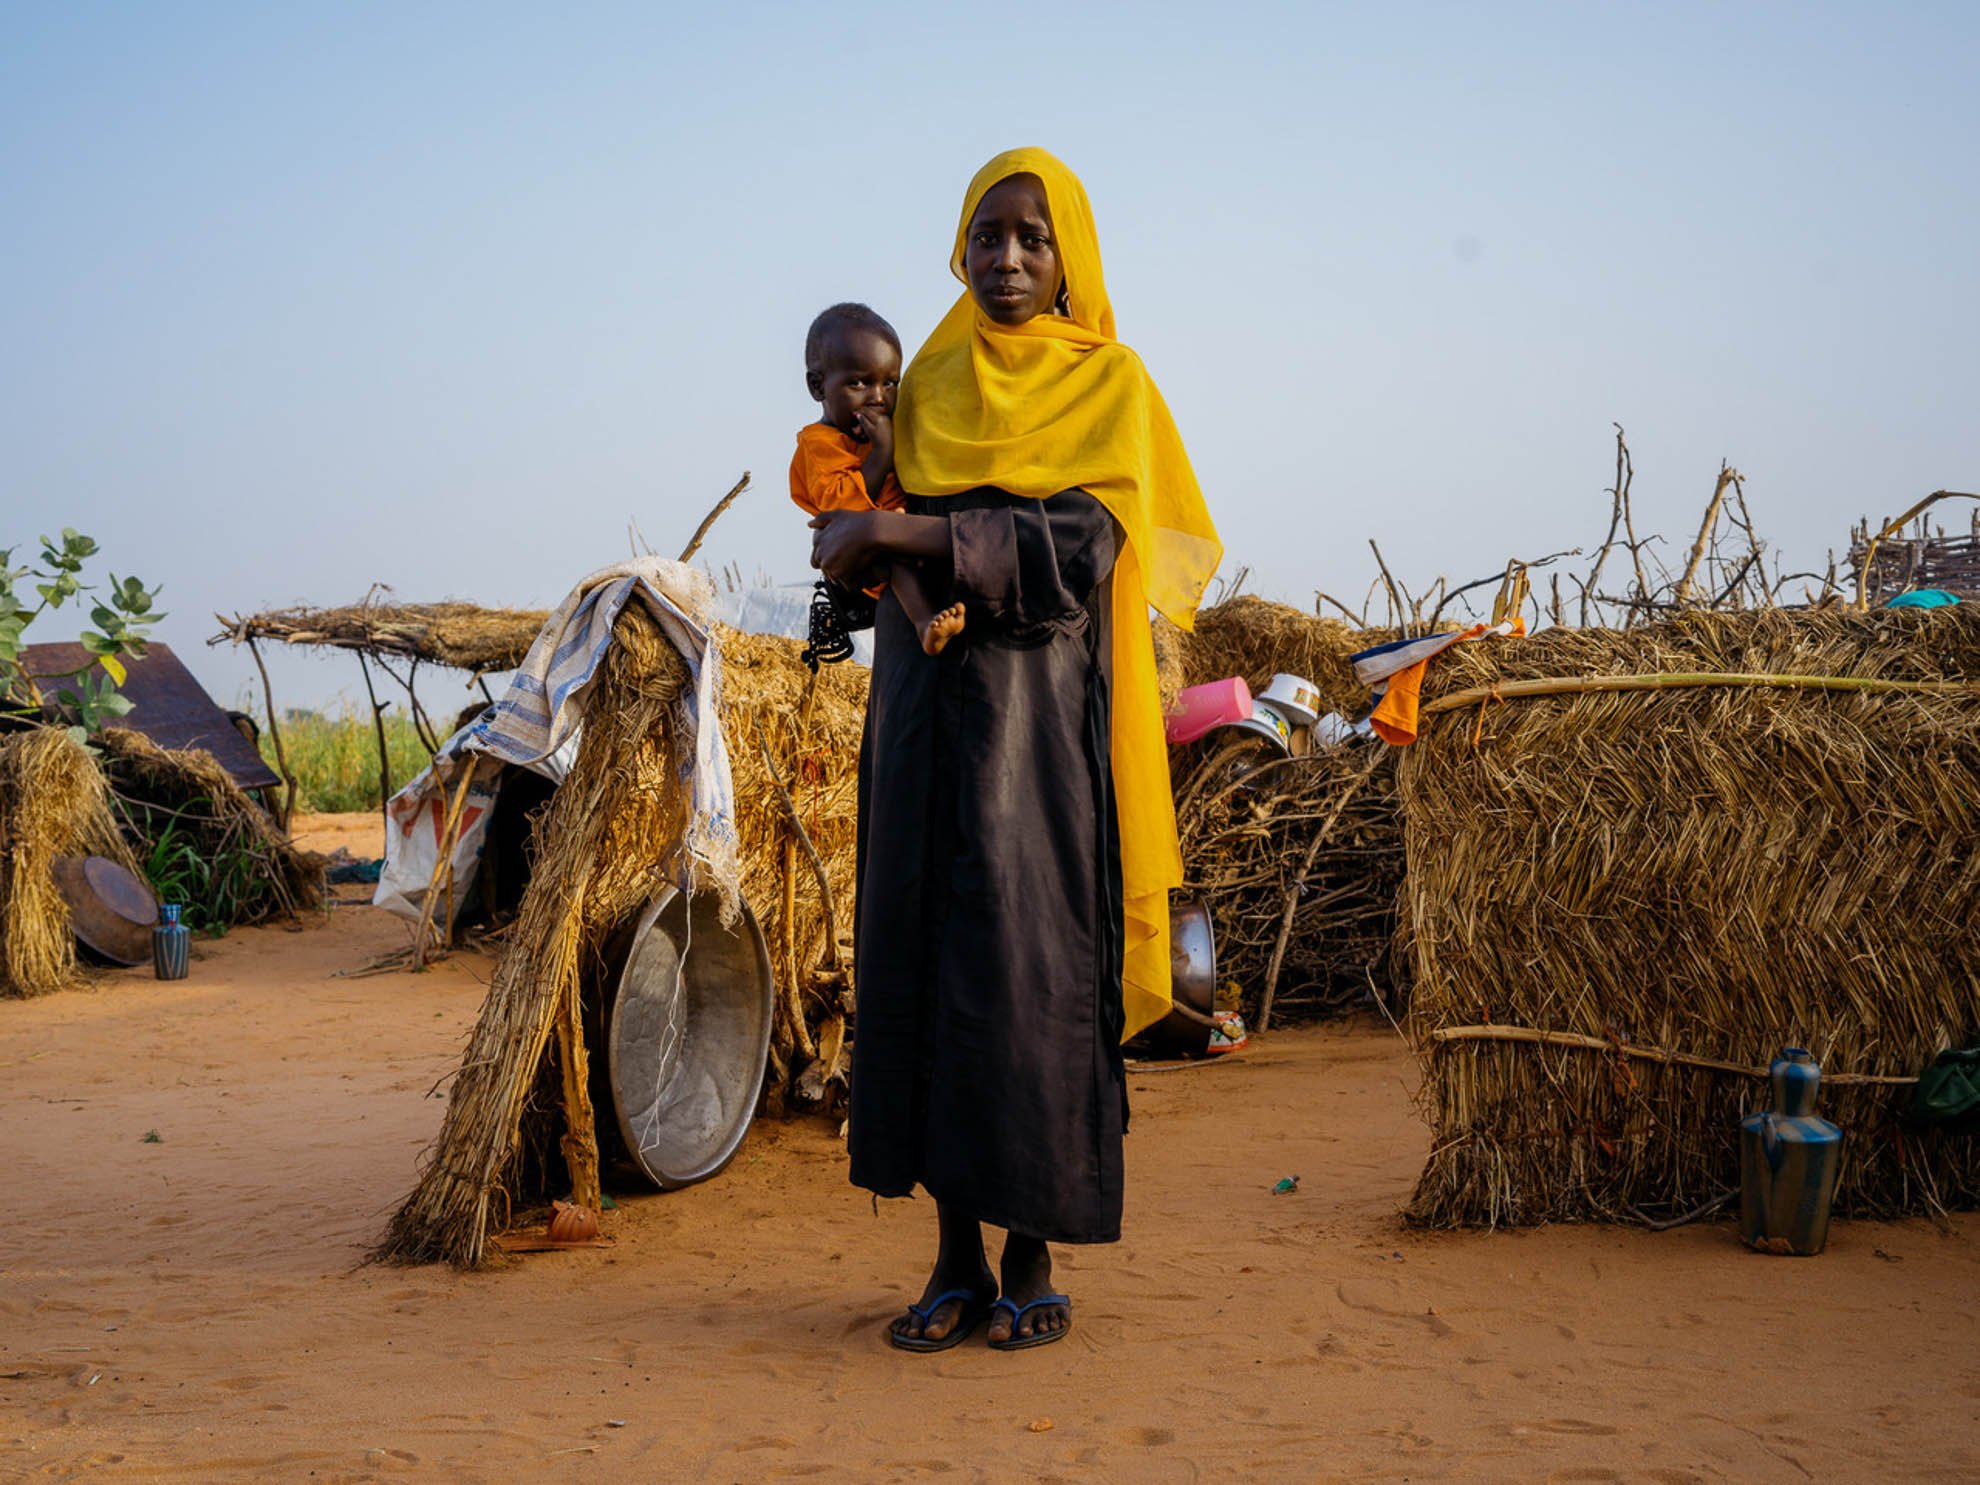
[896,147,1223,1041]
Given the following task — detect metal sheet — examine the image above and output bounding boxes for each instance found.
[20,642,280,792]
[52,854,157,965]
[607,888,773,1190]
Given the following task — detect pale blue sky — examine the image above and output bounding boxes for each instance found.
[5,1,1976,713]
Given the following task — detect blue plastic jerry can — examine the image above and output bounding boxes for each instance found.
[1739,1047,1843,1255]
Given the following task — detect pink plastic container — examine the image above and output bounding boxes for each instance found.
[1166,676,1253,745]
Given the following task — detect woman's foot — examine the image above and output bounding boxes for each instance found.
[890,1202,994,1348]
[891,1265,997,1347]
[987,1234,1069,1345]
[920,602,966,656]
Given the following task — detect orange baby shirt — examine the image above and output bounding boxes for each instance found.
[789,424,906,516]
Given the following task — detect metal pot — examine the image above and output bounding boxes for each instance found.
[1135,898,1219,1058]
[605,886,774,1190]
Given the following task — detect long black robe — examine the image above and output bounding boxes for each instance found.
[847,487,1127,1245]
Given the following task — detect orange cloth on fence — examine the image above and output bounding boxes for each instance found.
[1366,616,1527,746]
[789,423,905,516]
[1368,663,1429,746]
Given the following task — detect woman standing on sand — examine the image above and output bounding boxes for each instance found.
[809,148,1220,1351]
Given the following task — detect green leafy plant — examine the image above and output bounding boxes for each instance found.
[129,809,265,935]
[0,529,164,741]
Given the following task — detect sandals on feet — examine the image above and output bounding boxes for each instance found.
[889,1286,996,1353]
[987,1293,1073,1351]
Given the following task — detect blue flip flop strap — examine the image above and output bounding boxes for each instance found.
[909,1287,982,1322]
[992,1293,1072,1321]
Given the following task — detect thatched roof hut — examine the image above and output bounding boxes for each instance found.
[1400,607,1980,1226]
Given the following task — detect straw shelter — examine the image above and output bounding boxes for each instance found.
[0,728,144,998]
[377,610,868,1266]
[1400,607,1980,1226]
[96,728,322,929]
[378,602,697,1265]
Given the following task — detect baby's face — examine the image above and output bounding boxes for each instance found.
[815,330,901,435]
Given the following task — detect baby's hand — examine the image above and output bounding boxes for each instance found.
[853,407,893,450]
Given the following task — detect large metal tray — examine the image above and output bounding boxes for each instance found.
[607,887,774,1190]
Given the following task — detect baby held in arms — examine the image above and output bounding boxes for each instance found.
[790,303,965,656]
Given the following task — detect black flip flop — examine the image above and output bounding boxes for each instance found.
[987,1293,1073,1351]
[889,1286,996,1353]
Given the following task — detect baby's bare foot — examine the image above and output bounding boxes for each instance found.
[921,603,966,656]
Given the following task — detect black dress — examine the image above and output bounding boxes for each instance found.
[847,487,1128,1245]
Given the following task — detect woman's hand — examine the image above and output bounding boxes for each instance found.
[809,510,885,590]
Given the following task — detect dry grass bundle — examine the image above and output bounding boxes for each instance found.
[378,602,691,1266]
[715,628,867,1107]
[217,600,550,673]
[1175,595,1388,718]
[0,728,142,998]
[1175,739,1404,1028]
[1401,606,1980,1227]
[96,729,322,929]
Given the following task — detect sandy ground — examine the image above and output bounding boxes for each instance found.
[2,814,1976,1483]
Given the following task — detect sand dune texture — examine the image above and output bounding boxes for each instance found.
[1,815,1975,1482]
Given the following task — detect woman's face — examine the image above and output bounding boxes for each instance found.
[963,174,1061,325]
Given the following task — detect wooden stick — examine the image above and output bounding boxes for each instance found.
[1258,754,1380,1032]
[753,717,840,974]
[1673,462,1737,607]
[678,471,752,563]
[1617,430,1649,618]
[412,763,477,967]
[1422,669,1980,719]
[1313,589,1368,627]
[357,651,392,836]
[1427,1025,1919,1085]
[753,720,821,1063]
[244,637,297,831]
[1367,539,1410,631]
[373,654,440,754]
[1258,826,1330,1036]
[553,970,602,1212]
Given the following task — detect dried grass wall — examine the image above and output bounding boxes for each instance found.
[1401,607,1980,1226]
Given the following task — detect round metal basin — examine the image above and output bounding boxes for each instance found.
[607,887,774,1190]
[1137,898,1219,1058]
